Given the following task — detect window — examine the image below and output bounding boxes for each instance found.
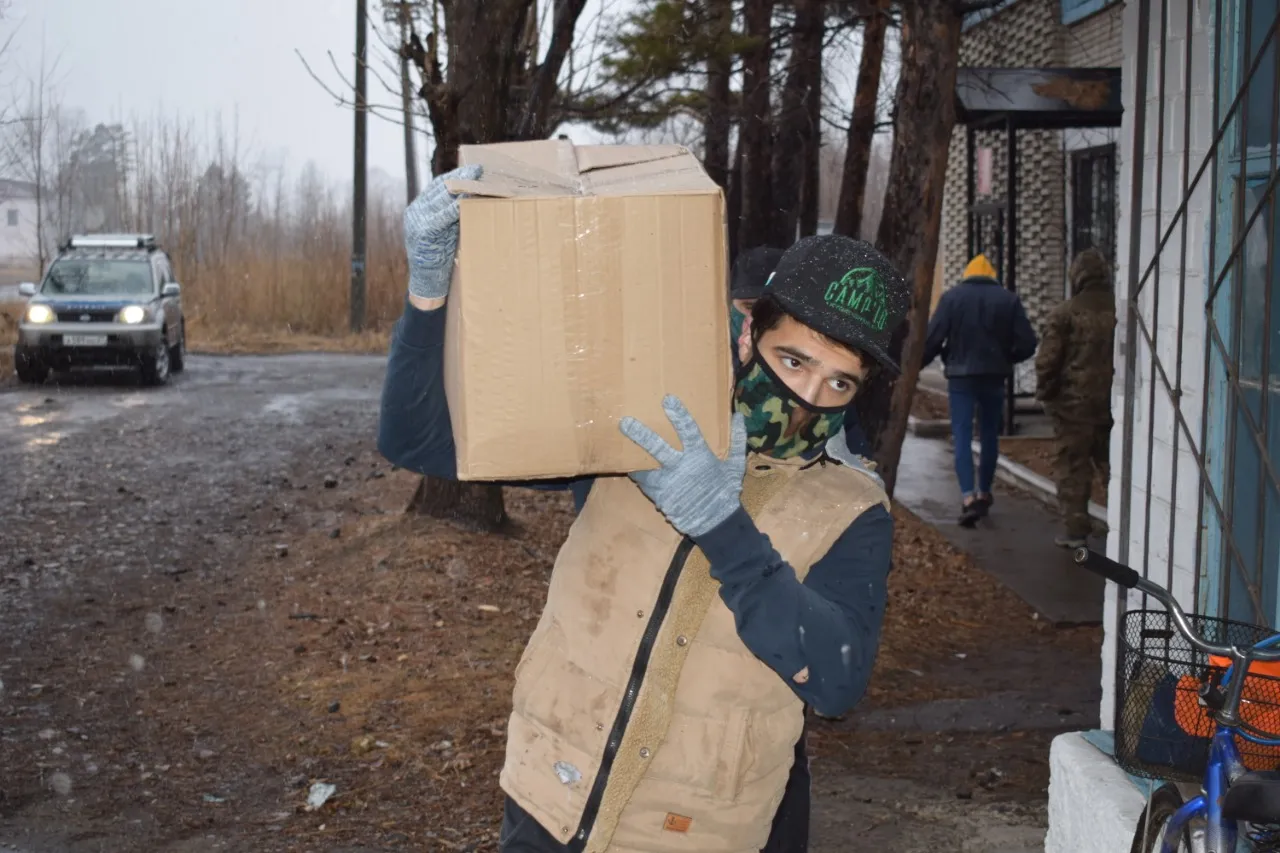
[41,260,155,297]
[6,209,17,227]
[1202,0,1280,624]
[1071,145,1117,265]
[1061,0,1118,25]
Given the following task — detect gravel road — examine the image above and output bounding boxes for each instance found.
[0,355,1060,852]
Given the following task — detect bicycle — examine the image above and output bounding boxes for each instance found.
[1075,548,1280,852]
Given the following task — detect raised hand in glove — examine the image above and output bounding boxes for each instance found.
[404,164,483,301]
[619,395,748,538]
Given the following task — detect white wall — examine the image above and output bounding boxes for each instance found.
[0,195,42,267]
[1045,733,1148,853]
[1102,0,1214,728]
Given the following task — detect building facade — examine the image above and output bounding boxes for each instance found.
[1047,0,1280,848]
[940,0,1123,395]
[0,179,44,273]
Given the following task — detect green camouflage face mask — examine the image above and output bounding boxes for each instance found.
[733,358,846,459]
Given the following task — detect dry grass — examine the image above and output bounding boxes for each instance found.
[186,322,390,355]
[0,302,19,382]
[178,250,407,341]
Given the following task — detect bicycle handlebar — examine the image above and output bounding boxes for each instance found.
[1072,548,1280,662]
[1073,548,1142,589]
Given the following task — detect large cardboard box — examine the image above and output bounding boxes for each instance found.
[441,140,731,481]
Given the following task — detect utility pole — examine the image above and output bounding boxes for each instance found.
[392,1,419,204]
[350,0,368,333]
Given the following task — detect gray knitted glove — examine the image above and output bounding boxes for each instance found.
[620,396,748,537]
[404,164,483,300]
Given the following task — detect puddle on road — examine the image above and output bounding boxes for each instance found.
[26,432,62,448]
[259,386,380,424]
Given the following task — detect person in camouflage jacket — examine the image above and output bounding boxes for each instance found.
[1035,249,1117,548]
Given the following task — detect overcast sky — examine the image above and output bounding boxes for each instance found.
[6,1,872,193]
[7,0,427,186]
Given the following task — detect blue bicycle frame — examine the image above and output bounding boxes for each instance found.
[1159,728,1247,852]
[1073,550,1280,851]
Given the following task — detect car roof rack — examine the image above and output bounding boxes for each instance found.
[63,234,158,251]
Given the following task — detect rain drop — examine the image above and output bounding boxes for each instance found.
[129,654,146,672]
[144,612,164,634]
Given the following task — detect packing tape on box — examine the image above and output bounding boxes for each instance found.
[563,200,621,470]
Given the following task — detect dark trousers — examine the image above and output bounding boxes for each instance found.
[1051,413,1111,537]
[947,375,1006,497]
[499,725,812,852]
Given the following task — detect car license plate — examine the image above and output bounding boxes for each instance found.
[63,335,107,347]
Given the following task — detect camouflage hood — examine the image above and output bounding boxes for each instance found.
[1069,249,1112,295]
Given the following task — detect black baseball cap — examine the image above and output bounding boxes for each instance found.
[762,235,909,374]
[730,246,785,300]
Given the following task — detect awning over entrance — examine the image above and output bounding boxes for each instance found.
[954,65,1122,434]
[955,67,1123,130]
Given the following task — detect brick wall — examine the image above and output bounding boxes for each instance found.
[940,0,1123,395]
[1066,2,1124,66]
[941,0,1068,361]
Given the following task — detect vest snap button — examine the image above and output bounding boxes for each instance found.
[596,722,604,731]
[676,635,688,646]
[562,826,570,835]
[640,747,651,758]
[636,609,644,618]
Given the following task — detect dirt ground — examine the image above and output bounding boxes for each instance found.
[0,356,1100,852]
[909,388,950,423]
[186,324,390,356]
[998,437,1109,507]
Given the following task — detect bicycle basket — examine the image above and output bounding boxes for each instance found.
[1115,610,1280,781]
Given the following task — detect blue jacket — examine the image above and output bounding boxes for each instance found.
[922,276,1038,378]
[377,299,893,718]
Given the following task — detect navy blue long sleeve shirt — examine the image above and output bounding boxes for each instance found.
[377,299,893,718]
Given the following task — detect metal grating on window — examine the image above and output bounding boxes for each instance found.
[1072,144,1118,262]
[1117,0,1280,655]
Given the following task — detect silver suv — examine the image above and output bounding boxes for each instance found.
[14,234,186,386]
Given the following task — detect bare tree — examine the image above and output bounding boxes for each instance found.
[864,0,1010,496]
[401,0,590,174]
[736,0,776,251]
[4,42,62,273]
[385,1,420,203]
[396,0,593,532]
[769,0,823,246]
[834,1,888,240]
[703,0,733,190]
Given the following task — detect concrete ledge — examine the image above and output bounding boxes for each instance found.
[1045,731,1145,853]
[907,415,952,438]
[972,440,1108,524]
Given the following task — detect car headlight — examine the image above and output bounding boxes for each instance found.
[26,304,54,324]
[118,305,148,324]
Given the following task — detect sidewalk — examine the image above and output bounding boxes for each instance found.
[894,431,1104,626]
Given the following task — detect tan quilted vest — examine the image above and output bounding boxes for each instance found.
[499,451,889,852]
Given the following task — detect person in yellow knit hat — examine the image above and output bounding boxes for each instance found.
[923,253,1038,527]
